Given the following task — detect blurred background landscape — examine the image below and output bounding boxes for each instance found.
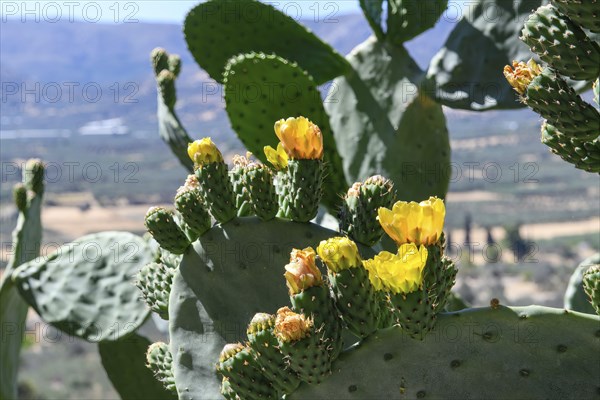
[1,4,599,398]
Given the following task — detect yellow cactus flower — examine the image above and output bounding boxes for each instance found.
[264,143,289,170]
[274,116,323,160]
[363,244,428,294]
[378,197,445,246]
[317,237,362,273]
[187,137,223,167]
[284,247,322,295]
[503,59,542,95]
[274,306,313,342]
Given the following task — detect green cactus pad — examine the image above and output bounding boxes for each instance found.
[136,262,174,320]
[99,333,177,399]
[426,0,543,110]
[583,265,600,315]
[196,161,238,224]
[565,253,600,314]
[541,122,600,173]
[146,342,177,394]
[244,164,278,221]
[278,159,324,222]
[339,176,396,246]
[145,207,191,255]
[522,4,600,81]
[552,0,600,33]
[0,161,44,400]
[168,217,375,399]
[290,306,600,399]
[359,0,384,39]
[223,52,346,211]
[12,232,153,341]
[325,37,450,201]
[525,69,600,140]
[183,0,348,85]
[386,0,448,44]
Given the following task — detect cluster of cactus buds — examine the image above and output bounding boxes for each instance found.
[504,1,600,173]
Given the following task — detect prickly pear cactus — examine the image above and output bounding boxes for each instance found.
[564,254,599,314]
[505,1,600,173]
[0,160,44,400]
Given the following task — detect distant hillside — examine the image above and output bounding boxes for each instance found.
[0,12,455,138]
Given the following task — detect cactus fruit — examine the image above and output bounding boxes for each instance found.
[244,163,278,221]
[541,122,600,173]
[189,138,238,223]
[504,62,599,141]
[582,265,600,315]
[136,262,174,320]
[246,313,301,394]
[216,343,278,399]
[146,342,177,394]
[565,254,600,314]
[230,153,254,217]
[174,179,212,240]
[317,237,382,338]
[521,5,600,81]
[338,176,396,247]
[274,307,333,384]
[509,2,599,173]
[145,207,191,255]
[285,248,344,359]
[552,0,600,33]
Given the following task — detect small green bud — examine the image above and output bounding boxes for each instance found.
[24,158,44,194]
[150,47,169,75]
[13,184,27,212]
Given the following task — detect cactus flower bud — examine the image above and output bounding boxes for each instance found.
[284,247,322,295]
[274,307,313,343]
[218,343,245,363]
[378,197,445,246]
[188,137,224,167]
[24,158,45,195]
[274,116,323,160]
[264,143,289,170]
[363,244,428,294]
[503,59,542,95]
[316,237,362,273]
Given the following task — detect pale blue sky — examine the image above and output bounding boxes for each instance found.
[1,1,362,24]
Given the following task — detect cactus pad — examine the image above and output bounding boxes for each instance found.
[386,0,448,44]
[541,122,600,173]
[12,232,153,341]
[99,333,177,399]
[426,0,543,110]
[291,306,600,399]
[326,37,450,201]
[223,52,346,210]
[552,0,600,33]
[583,265,600,315]
[183,0,348,84]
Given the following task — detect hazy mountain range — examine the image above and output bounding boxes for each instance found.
[1,12,456,138]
